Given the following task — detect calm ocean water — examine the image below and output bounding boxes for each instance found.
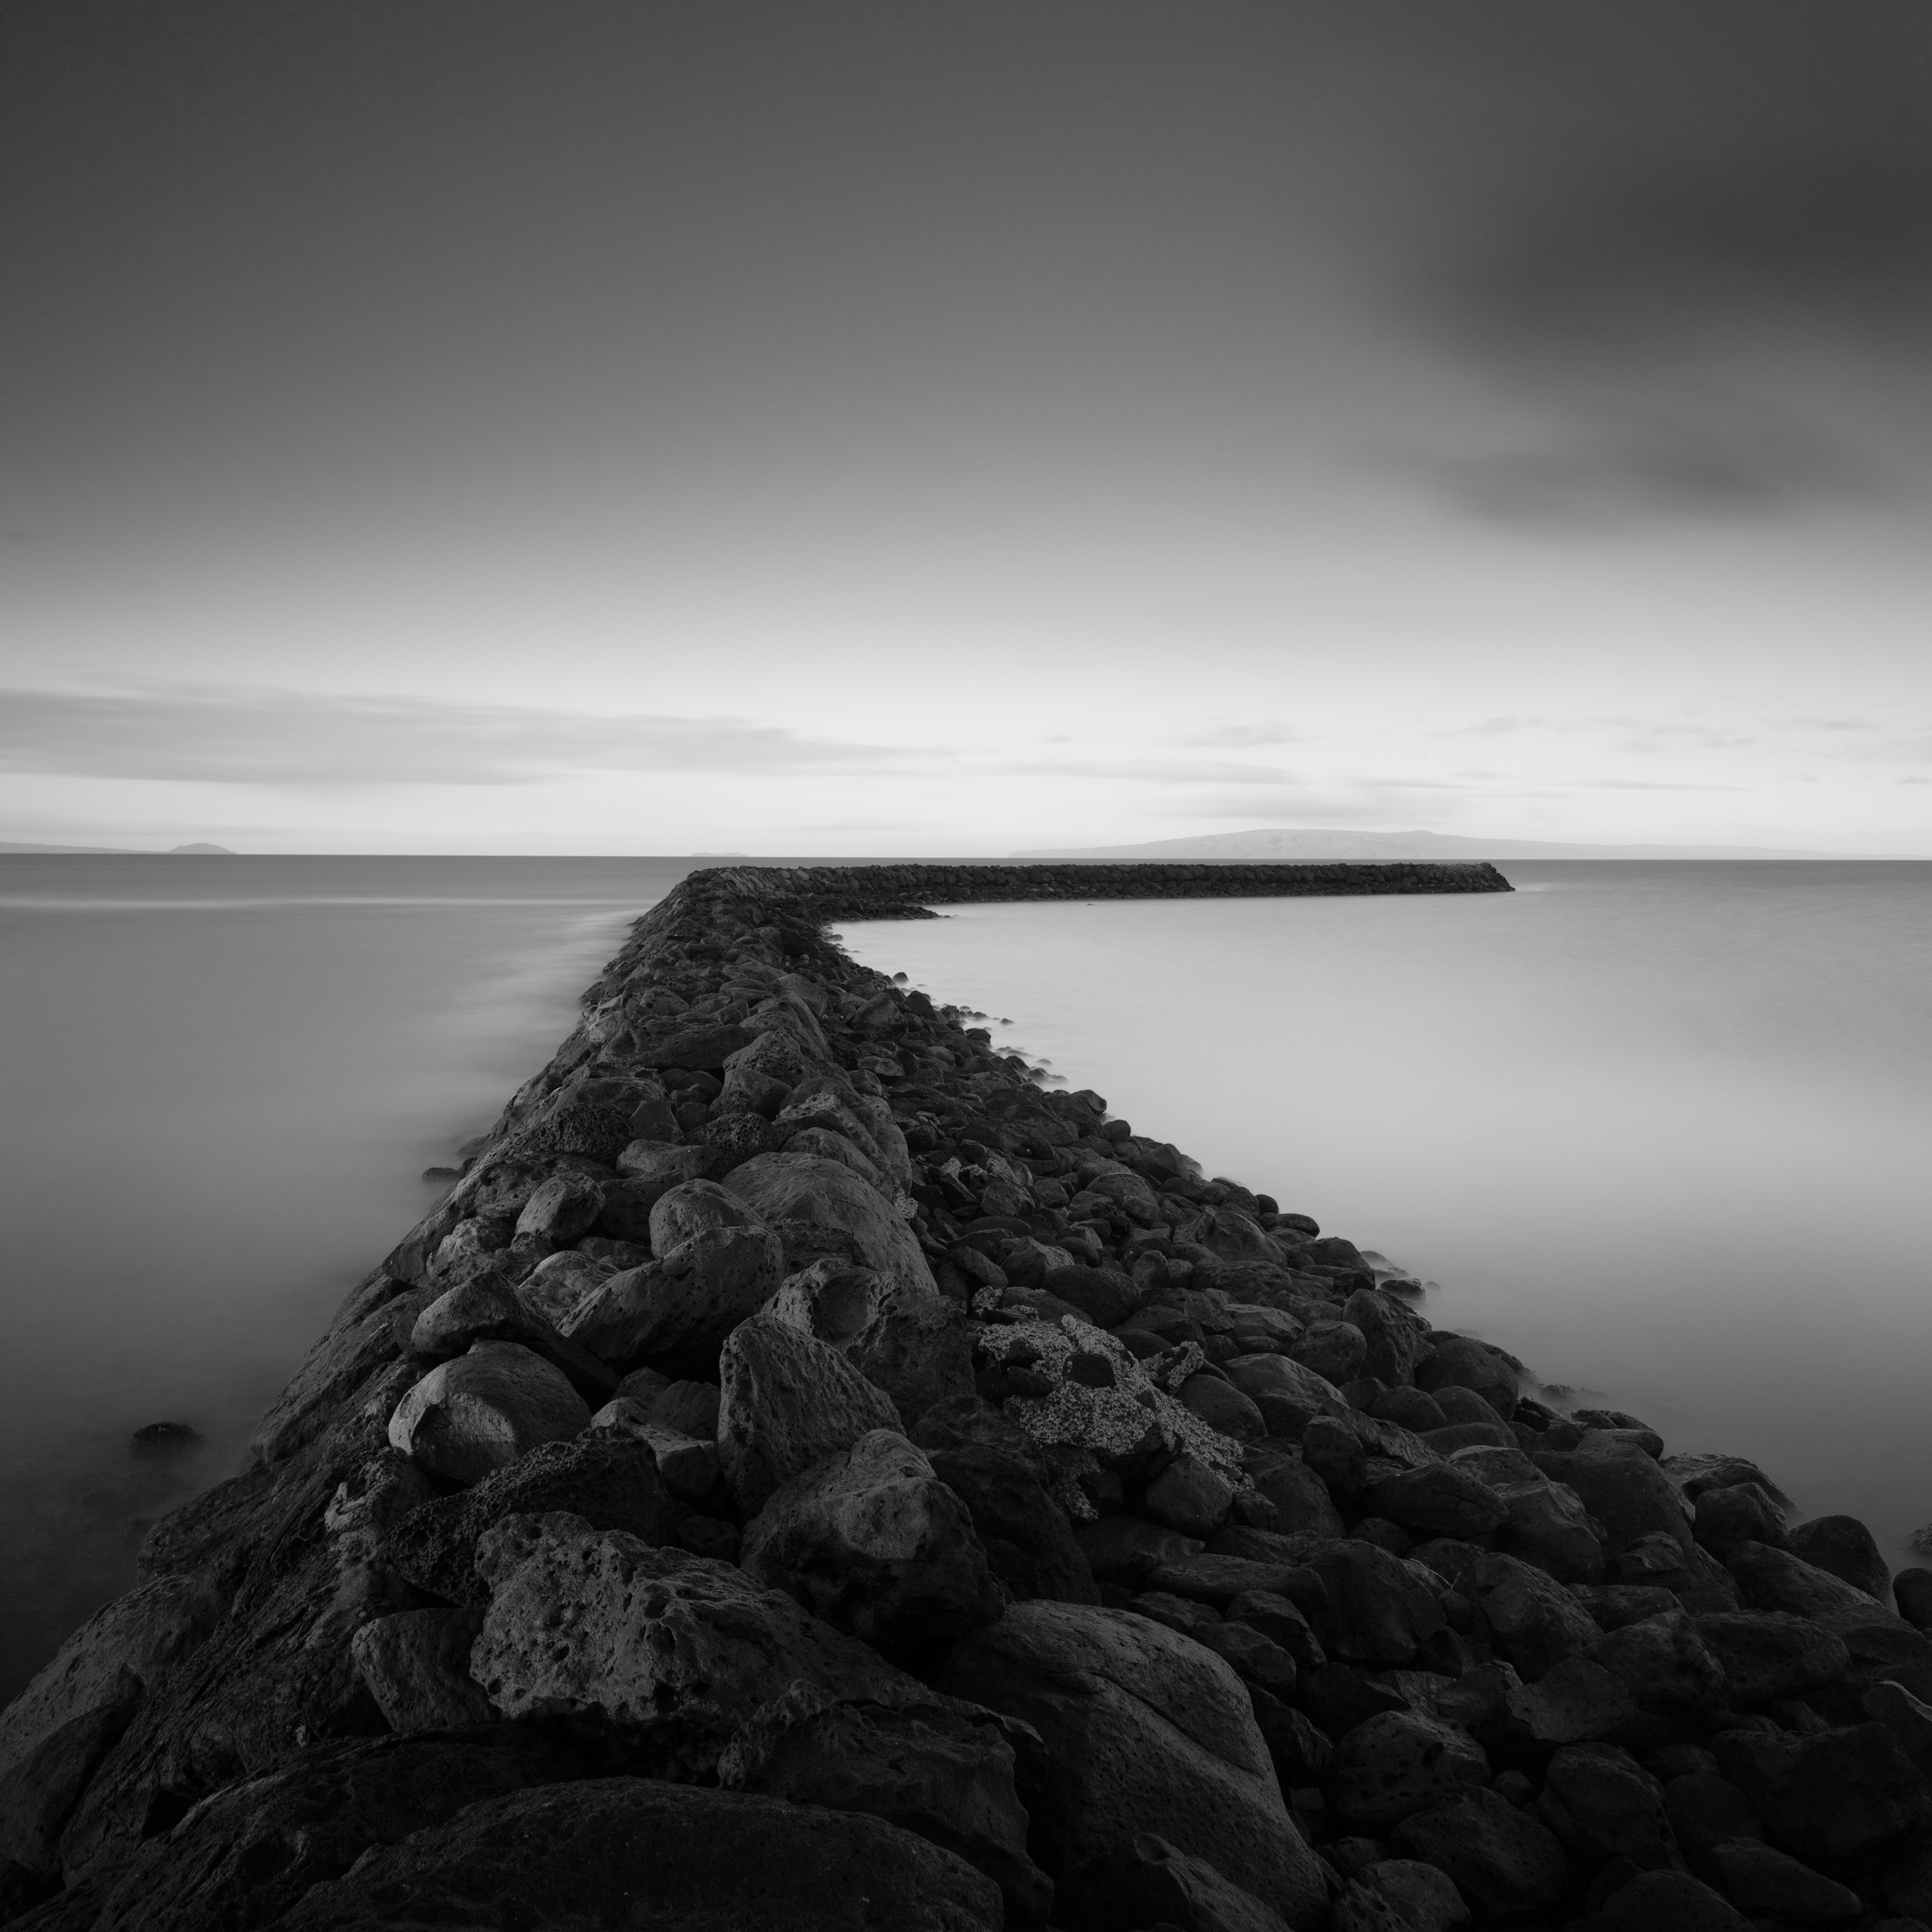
[841,862,1932,1577]
[2,856,1927,1694]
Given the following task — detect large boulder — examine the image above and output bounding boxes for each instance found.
[1690,1611,1848,1706]
[717,1679,1051,1928]
[382,1430,682,1605]
[721,1153,969,1421]
[722,1150,926,1297]
[1535,1742,1675,1869]
[975,1318,1248,1500]
[1359,1463,1509,1541]
[349,1608,495,1732]
[1300,1539,1446,1666]
[1488,1475,1604,1583]
[1058,1832,1294,1932]
[386,1341,590,1485]
[740,1430,1003,1662]
[469,1512,925,1778]
[939,1600,1328,1927]
[1690,1840,1862,1926]
[1728,1539,1903,1633]
[717,1313,904,1514]
[1714,1721,1930,1865]
[1530,1447,1693,1553]
[1388,1787,1570,1919]
[267,1778,1004,1931]
[911,1404,1099,1605]
[1467,1553,1602,1680]
[1415,1335,1521,1420]
[560,1179,784,1362]
[78,1731,601,1932]
[1331,1711,1488,1834]
[1587,1611,1726,1711]
[1590,1870,1753,1932]
[0,1578,222,1879]
[408,1274,617,1403]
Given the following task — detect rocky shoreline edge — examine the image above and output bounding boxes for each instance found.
[6,859,1932,1931]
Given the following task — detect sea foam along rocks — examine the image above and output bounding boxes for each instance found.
[26,857,1932,1932]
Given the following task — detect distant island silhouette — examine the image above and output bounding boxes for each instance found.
[1015,826,1896,862]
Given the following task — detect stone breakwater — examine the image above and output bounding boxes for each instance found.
[4,866,1932,1932]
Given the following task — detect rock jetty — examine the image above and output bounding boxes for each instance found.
[5,860,1931,1931]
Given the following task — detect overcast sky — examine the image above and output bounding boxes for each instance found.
[3,2,1930,854]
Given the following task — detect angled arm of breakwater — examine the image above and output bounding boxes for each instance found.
[4,855,1923,1932]
[688,856,1514,923]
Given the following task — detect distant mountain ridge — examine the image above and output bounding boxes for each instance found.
[0,840,236,855]
[1013,827,1889,862]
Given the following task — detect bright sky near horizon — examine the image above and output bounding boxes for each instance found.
[2,3,1930,855]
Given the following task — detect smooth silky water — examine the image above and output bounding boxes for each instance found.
[840,862,1932,1575]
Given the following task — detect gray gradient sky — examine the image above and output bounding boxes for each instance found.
[3,2,1930,853]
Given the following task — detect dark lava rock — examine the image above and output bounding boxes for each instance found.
[1692,1481,1787,1555]
[1057,1830,1293,1932]
[1714,1720,1931,1864]
[1179,1373,1267,1442]
[1726,1539,1898,1631]
[384,1433,680,1606]
[925,1442,1100,1605]
[1787,1513,1893,1603]
[75,1730,600,1932]
[1415,1336,1521,1421]
[129,1423,201,1454]
[1359,1462,1508,1541]
[1330,1709,1488,1835]
[1690,1611,1848,1706]
[937,1600,1328,1926]
[716,1679,1051,1929]
[1590,1868,1754,1932]
[348,1607,495,1733]
[1042,1264,1137,1328]
[1663,1770,1764,1854]
[1534,1741,1675,1869]
[1073,1517,1206,1588]
[264,1777,1005,1931]
[1387,1787,1569,1918]
[739,1430,1002,1663]
[1467,1551,1602,1680]
[1530,1449,1692,1553]
[1367,1386,1447,1434]
[1299,1539,1445,1667]
[1244,1452,1345,1539]
[1894,1566,1932,1632]
[1586,1611,1726,1711]
[1689,1838,1862,1926]
[1246,1685,1334,1787]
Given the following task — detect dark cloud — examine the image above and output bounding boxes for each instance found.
[1388,9,1932,528]
[0,684,903,786]
[1424,396,1887,531]
[1451,154,1932,365]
